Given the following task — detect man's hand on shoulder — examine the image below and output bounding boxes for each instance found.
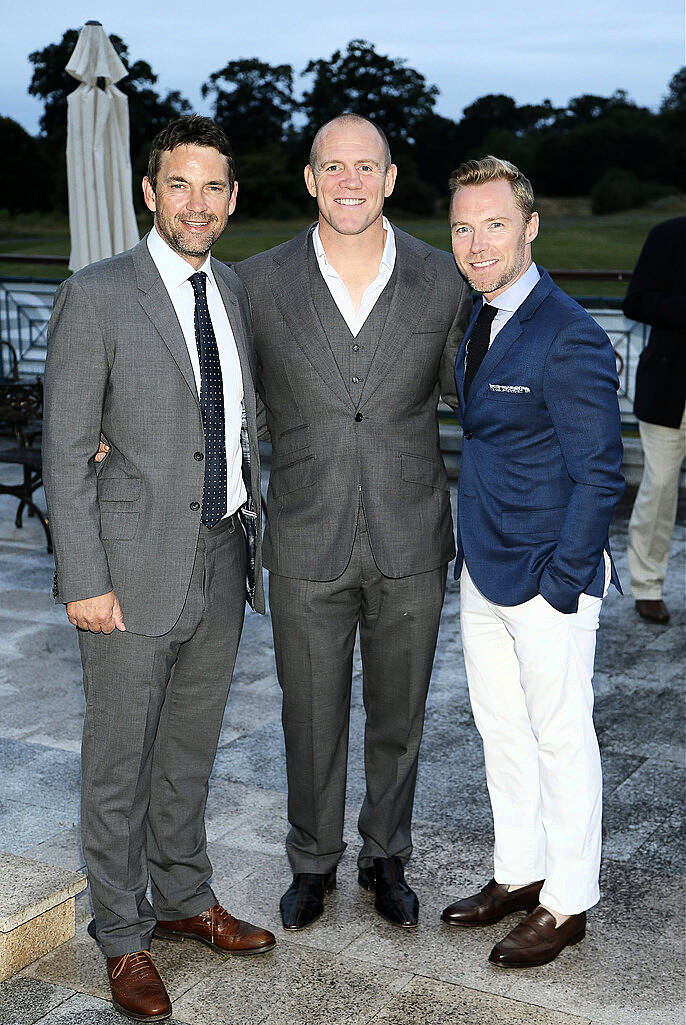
[66,591,126,633]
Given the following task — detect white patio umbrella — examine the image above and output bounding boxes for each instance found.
[65,21,139,271]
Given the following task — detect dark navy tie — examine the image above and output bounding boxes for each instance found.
[464,302,498,399]
[189,272,227,528]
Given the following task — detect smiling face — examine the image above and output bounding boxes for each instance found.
[449,179,539,299]
[304,120,397,239]
[142,144,237,269]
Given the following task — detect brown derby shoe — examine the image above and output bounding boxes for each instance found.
[488,907,586,968]
[154,903,275,955]
[635,599,670,624]
[106,950,171,1021]
[441,878,543,926]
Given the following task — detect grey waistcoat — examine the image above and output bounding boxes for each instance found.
[307,238,397,403]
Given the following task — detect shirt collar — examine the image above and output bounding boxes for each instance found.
[312,216,396,277]
[484,261,540,314]
[147,226,215,292]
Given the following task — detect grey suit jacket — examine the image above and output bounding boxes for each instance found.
[43,236,264,636]
[235,225,471,581]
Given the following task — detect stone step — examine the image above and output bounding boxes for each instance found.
[0,851,87,982]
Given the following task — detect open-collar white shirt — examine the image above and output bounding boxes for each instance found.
[484,260,541,347]
[147,226,246,515]
[312,216,396,337]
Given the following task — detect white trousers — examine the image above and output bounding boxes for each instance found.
[628,409,686,599]
[460,565,605,915]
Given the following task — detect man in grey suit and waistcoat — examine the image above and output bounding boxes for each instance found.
[43,116,275,1023]
[235,114,471,930]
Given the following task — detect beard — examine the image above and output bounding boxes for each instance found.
[462,230,528,296]
[157,212,225,260]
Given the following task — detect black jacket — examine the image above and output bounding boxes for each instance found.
[623,216,686,428]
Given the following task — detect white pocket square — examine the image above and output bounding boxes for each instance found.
[489,384,531,393]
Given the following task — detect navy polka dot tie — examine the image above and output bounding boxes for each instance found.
[189,272,227,528]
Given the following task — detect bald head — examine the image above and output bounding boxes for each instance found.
[309,114,392,173]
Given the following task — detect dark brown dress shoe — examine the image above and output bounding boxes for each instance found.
[280,870,337,930]
[488,907,586,967]
[635,599,670,624]
[106,950,171,1021]
[358,857,419,929]
[154,904,275,955]
[441,878,543,926]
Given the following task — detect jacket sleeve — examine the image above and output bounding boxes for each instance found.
[538,316,625,613]
[42,277,113,603]
[622,221,686,332]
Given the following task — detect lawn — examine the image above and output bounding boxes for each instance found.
[0,202,683,297]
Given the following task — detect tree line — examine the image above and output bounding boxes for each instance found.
[2,32,684,217]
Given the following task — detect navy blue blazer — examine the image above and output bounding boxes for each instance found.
[453,268,625,614]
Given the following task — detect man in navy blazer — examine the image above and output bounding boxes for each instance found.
[440,157,624,968]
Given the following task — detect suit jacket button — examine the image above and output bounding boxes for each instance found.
[190,501,200,511]
[194,451,204,461]
[355,412,363,422]
[464,431,472,440]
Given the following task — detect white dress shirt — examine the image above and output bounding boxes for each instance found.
[485,261,541,346]
[147,227,246,516]
[312,216,396,337]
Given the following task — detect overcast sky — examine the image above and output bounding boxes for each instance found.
[4,0,683,136]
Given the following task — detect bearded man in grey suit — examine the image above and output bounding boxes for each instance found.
[43,116,275,1023]
[235,114,471,931]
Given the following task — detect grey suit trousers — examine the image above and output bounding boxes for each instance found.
[78,516,246,957]
[269,504,447,874]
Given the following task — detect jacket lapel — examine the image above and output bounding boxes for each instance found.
[463,268,555,405]
[358,227,436,407]
[268,229,353,407]
[133,238,198,403]
[212,260,256,417]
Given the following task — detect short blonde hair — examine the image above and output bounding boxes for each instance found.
[448,156,535,222]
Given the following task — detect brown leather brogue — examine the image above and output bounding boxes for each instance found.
[488,907,586,967]
[106,950,171,1021]
[441,878,544,926]
[154,903,275,955]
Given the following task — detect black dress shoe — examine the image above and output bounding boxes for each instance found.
[635,599,670,624]
[280,870,336,931]
[358,857,418,929]
[441,878,544,927]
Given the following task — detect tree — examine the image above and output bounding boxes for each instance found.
[657,67,686,190]
[661,67,686,112]
[301,39,438,148]
[410,113,462,198]
[201,58,297,152]
[28,29,190,208]
[0,117,52,214]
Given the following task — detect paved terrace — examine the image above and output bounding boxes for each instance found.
[0,477,683,1025]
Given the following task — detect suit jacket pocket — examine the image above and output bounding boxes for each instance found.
[273,453,314,497]
[97,477,142,502]
[100,510,139,540]
[501,506,566,539]
[401,453,449,491]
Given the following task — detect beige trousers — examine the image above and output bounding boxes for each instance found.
[628,407,686,599]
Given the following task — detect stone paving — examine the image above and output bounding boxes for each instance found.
[0,475,683,1025]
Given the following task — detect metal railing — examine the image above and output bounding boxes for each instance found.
[0,278,60,380]
[0,272,648,425]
